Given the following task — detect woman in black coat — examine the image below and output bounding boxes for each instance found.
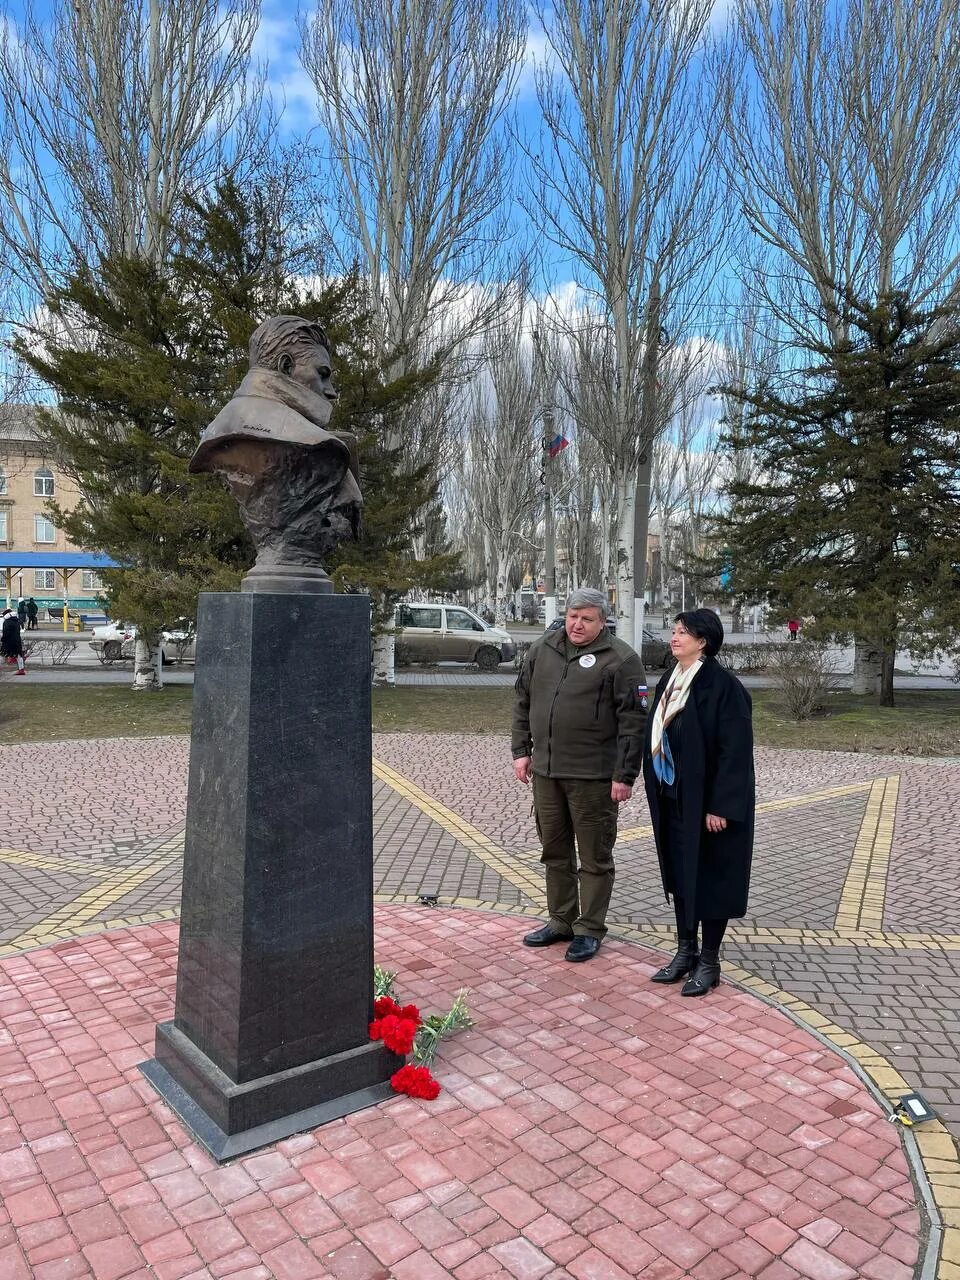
[1,608,26,674]
[642,609,754,996]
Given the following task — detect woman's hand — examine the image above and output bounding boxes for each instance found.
[705,813,727,833]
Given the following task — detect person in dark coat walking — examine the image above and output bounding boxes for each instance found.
[16,598,26,626]
[26,598,39,630]
[1,608,26,674]
[642,609,754,996]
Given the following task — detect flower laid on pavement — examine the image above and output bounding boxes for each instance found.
[369,978,472,1099]
[390,1063,442,1100]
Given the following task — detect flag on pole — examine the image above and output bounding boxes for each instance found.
[547,434,569,458]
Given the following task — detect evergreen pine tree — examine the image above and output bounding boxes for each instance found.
[716,294,960,705]
[16,182,461,686]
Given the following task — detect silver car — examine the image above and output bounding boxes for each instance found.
[395,604,516,670]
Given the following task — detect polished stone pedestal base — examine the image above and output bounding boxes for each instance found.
[140,591,396,1160]
[144,1028,398,1161]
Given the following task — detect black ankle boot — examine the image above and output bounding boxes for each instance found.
[651,938,699,983]
[681,947,721,996]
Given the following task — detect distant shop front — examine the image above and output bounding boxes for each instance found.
[1,551,116,625]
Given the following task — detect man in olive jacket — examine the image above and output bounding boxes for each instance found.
[512,587,648,961]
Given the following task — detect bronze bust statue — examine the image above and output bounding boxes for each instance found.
[190,315,362,593]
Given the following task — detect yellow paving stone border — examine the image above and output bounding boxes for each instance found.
[0,857,176,956]
[372,897,955,1280]
[518,778,876,858]
[372,758,546,902]
[835,774,900,931]
[0,886,953,1274]
[0,847,118,877]
[0,763,954,1273]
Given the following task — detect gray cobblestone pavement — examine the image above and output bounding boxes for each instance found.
[0,730,959,1141]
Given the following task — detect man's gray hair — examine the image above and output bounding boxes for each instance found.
[566,588,608,616]
[248,315,332,371]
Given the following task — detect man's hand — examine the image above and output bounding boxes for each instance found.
[705,813,727,833]
[611,781,633,803]
[513,756,533,784]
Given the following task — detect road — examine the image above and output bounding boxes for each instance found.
[10,623,957,688]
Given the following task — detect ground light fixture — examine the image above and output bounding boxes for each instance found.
[889,1092,938,1127]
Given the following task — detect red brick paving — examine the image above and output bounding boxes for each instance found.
[0,905,921,1279]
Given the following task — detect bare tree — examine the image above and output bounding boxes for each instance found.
[554,433,605,593]
[0,0,266,690]
[456,310,542,626]
[0,0,264,295]
[713,297,774,630]
[301,0,526,681]
[720,0,960,687]
[529,0,727,646]
[301,0,525,373]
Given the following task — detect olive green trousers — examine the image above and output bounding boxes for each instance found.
[532,774,618,938]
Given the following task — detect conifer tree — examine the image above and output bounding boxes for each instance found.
[16,182,460,686]
[716,294,960,706]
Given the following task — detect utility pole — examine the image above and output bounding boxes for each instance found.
[633,278,661,653]
[533,327,558,628]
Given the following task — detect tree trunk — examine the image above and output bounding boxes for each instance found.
[879,645,896,707]
[851,638,881,696]
[494,550,512,627]
[373,621,396,686]
[615,478,636,644]
[132,634,161,691]
[731,601,743,633]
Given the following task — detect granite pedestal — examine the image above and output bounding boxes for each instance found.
[141,592,401,1160]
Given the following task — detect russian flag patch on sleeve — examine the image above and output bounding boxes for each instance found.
[638,683,649,711]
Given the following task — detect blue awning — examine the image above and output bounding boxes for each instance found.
[0,552,117,569]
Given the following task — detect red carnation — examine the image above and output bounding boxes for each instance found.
[374,996,402,1020]
[368,1020,384,1040]
[390,1064,441,1100]
[378,1014,418,1056]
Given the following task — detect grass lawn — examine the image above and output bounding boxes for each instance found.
[1,681,958,755]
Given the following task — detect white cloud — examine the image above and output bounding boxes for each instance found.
[515,22,552,99]
[252,6,319,131]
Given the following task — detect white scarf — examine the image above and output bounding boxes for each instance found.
[650,658,703,782]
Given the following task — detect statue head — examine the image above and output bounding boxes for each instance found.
[249,315,338,412]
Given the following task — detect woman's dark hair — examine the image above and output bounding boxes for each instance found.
[674,608,724,658]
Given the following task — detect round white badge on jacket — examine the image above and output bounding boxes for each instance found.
[579,653,596,668]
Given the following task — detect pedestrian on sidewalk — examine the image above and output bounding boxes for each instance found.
[787,617,801,641]
[1,608,27,674]
[26,598,39,630]
[512,586,649,963]
[16,597,26,626]
[642,609,754,996]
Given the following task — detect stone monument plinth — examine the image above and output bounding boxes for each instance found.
[140,591,400,1160]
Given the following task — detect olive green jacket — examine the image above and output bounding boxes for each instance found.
[511,627,649,784]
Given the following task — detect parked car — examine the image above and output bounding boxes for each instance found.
[89,619,196,665]
[547,616,673,669]
[394,603,516,670]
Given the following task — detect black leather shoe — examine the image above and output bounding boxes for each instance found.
[681,950,721,996]
[523,923,574,947]
[651,939,699,983]
[565,935,601,963]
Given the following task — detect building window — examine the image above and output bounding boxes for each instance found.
[34,514,56,543]
[34,467,55,497]
[0,468,6,494]
[34,569,57,591]
[81,570,103,592]
[0,512,6,540]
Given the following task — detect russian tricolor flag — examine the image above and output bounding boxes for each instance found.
[548,434,569,458]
